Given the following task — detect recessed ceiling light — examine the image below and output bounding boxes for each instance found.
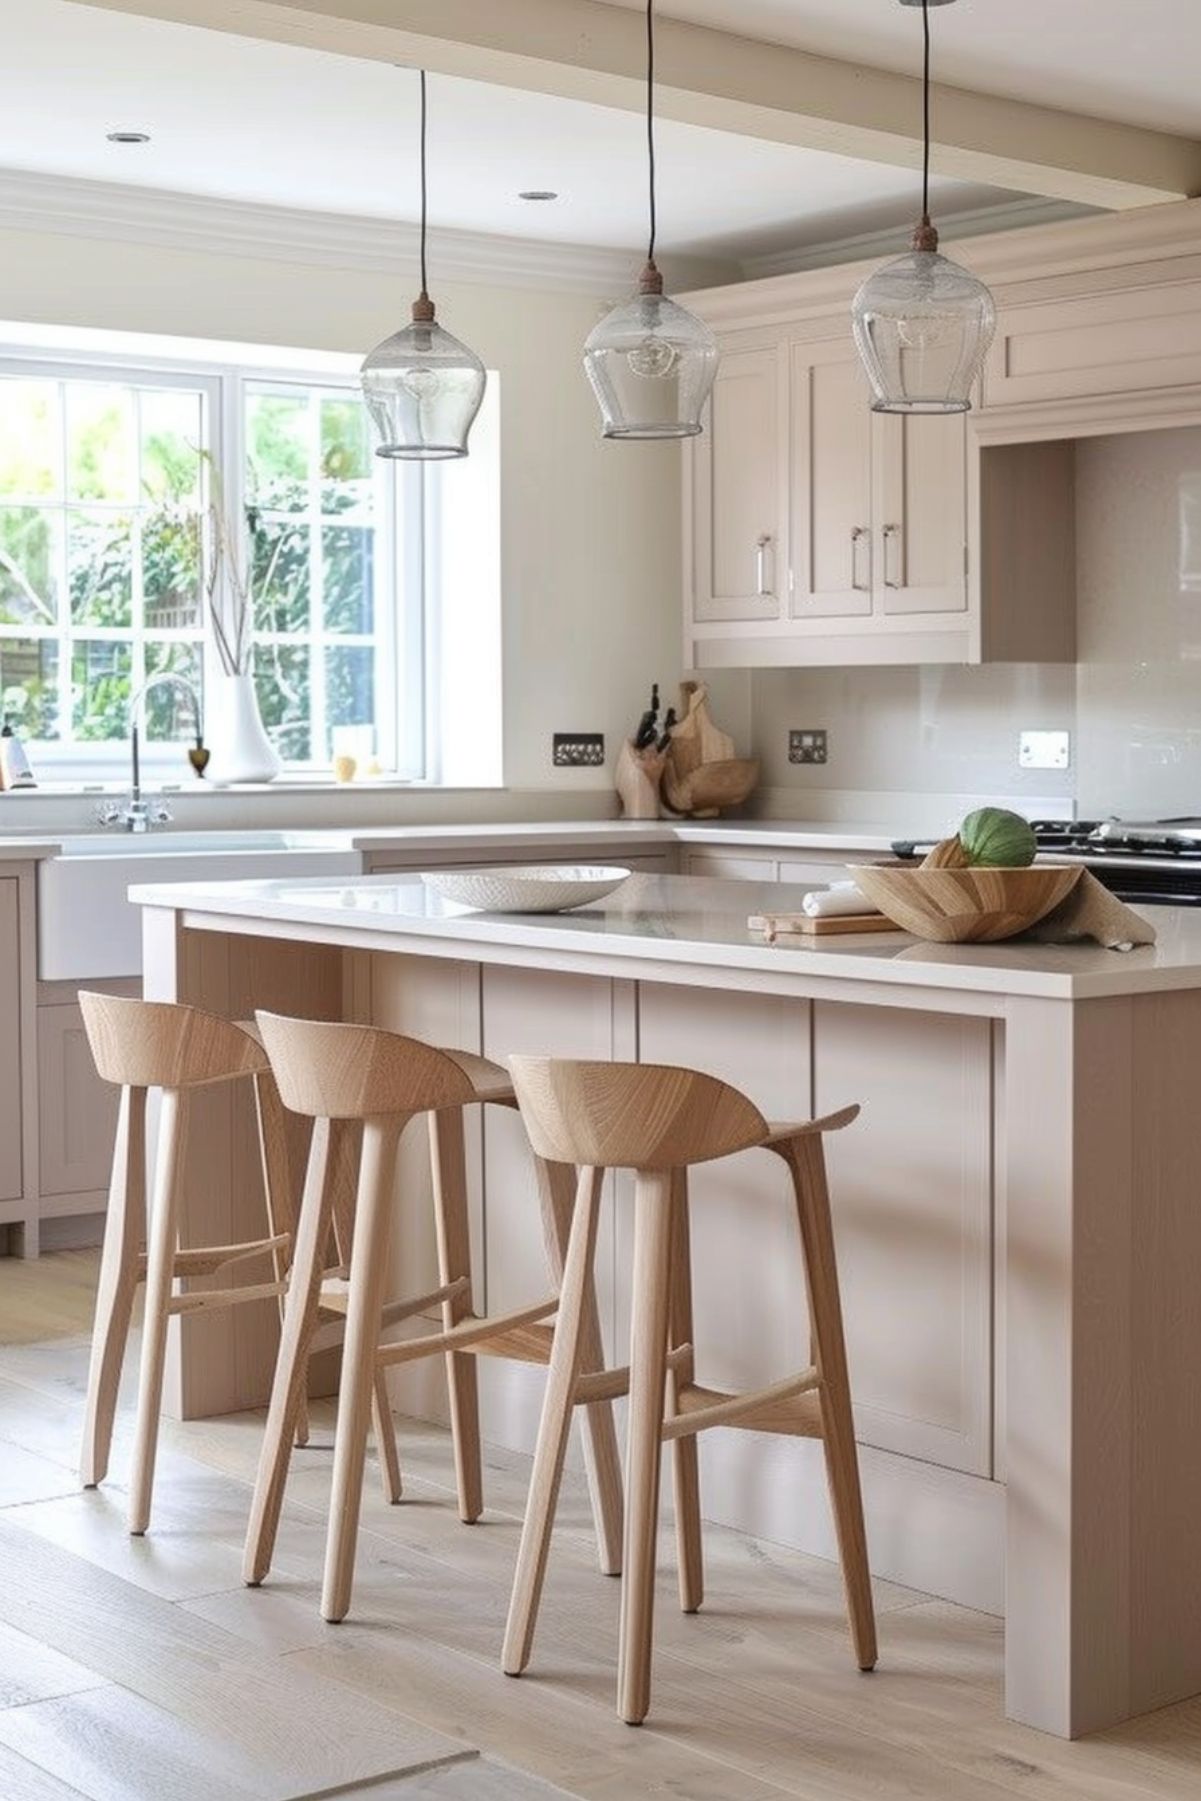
[518,190,558,202]
[106,130,150,145]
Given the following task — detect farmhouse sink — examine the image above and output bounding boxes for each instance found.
[38,829,362,979]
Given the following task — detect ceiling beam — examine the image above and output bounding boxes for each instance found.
[73,0,1201,212]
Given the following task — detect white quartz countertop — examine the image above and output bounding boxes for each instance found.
[0,839,59,861]
[128,869,1190,1002]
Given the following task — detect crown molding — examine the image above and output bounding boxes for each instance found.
[0,167,733,295]
[683,195,1201,326]
[737,198,1096,281]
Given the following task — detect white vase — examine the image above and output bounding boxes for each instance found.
[204,671,281,786]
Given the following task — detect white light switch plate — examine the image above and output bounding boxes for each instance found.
[1019,729,1070,770]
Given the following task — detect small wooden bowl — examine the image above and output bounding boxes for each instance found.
[848,864,1080,944]
[662,756,759,817]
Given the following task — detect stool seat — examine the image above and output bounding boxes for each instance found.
[503,1056,877,1726]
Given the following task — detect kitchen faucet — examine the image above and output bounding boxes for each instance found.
[95,673,202,833]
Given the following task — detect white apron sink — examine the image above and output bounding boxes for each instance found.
[38,830,362,979]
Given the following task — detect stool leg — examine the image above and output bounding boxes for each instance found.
[784,1133,877,1673]
[128,1088,186,1536]
[618,1169,674,1726]
[503,1165,604,1676]
[252,1066,308,1451]
[244,1118,341,1586]
[322,1115,403,1624]
[536,1155,624,1576]
[372,1373,403,1505]
[429,1107,483,1524]
[81,1086,146,1489]
[667,1169,703,1614]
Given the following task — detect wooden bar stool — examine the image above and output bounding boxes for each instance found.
[502,1056,877,1726]
[242,1013,624,1625]
[77,992,309,1536]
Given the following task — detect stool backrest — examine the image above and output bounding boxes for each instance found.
[509,1057,768,1171]
[255,1012,475,1120]
[79,992,267,1091]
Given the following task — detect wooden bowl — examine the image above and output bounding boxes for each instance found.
[847,864,1080,943]
[662,756,759,817]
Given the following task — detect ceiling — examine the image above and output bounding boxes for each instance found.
[600,0,1201,139]
[0,1,1030,264]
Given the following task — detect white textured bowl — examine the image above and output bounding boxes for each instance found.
[421,864,632,914]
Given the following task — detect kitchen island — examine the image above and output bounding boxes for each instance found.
[131,870,1201,1741]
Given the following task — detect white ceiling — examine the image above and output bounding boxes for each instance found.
[600,0,1201,139]
[0,1,1026,262]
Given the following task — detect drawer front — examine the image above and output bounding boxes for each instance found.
[683,849,778,880]
[777,857,852,887]
[986,281,1201,408]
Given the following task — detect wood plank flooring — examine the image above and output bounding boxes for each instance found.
[2,1250,1201,1798]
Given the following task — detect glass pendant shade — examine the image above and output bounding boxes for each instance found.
[851,228,997,414]
[584,264,718,440]
[361,297,485,460]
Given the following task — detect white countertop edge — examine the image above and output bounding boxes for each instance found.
[127,875,1186,1003]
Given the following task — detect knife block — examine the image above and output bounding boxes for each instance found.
[615,739,665,820]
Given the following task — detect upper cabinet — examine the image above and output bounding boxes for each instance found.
[690,340,785,624]
[682,198,1201,670]
[688,324,973,667]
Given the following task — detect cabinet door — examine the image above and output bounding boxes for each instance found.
[37,1002,120,1200]
[874,411,968,616]
[0,881,22,1202]
[789,339,873,619]
[777,857,851,887]
[691,346,784,623]
[813,1001,993,1475]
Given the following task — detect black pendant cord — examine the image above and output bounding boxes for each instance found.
[929,0,936,222]
[419,68,429,298]
[646,0,657,265]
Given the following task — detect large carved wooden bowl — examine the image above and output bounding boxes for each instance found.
[848,864,1080,943]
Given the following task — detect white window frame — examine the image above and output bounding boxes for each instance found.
[0,338,426,781]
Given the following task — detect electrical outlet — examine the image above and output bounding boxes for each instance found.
[789,728,828,766]
[553,732,605,768]
[1019,729,1070,771]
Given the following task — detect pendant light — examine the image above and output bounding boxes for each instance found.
[361,70,486,460]
[583,0,718,439]
[851,0,996,414]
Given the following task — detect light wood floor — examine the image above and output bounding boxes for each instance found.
[2,1252,1201,1799]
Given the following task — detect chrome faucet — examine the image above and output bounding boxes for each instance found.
[95,673,202,833]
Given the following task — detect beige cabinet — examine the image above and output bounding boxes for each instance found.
[37,999,121,1211]
[0,879,23,1205]
[683,847,854,886]
[985,278,1201,410]
[687,323,972,667]
[689,342,785,624]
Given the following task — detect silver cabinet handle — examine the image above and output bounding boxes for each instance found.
[755,533,773,597]
[851,526,871,592]
[883,522,903,589]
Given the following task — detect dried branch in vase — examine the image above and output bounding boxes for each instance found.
[200,449,253,676]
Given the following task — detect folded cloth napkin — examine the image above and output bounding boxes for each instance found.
[801,881,880,919]
[1023,869,1156,951]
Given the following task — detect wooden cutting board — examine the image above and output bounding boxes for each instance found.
[748,911,901,938]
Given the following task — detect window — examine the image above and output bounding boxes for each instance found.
[0,344,450,778]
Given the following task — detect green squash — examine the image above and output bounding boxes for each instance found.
[958,807,1037,868]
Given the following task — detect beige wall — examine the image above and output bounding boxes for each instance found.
[0,223,686,793]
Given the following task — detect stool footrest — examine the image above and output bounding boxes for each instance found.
[154,1233,290,1279]
[318,1274,471,1323]
[167,1278,288,1316]
[376,1295,559,1367]
[663,1367,822,1440]
[573,1343,692,1407]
